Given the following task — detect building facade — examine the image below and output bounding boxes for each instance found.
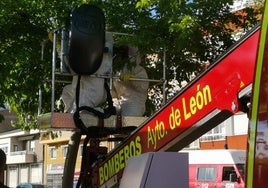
[0,109,44,187]
[230,0,256,12]
[188,113,249,150]
[40,131,83,188]
[40,131,112,188]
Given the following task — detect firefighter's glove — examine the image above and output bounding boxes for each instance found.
[120,74,134,82]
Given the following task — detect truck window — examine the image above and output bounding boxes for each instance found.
[236,163,245,179]
[222,166,236,181]
[197,167,216,181]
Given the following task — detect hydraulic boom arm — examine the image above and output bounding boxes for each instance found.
[95,25,260,187]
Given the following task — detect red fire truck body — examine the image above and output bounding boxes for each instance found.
[95,24,260,188]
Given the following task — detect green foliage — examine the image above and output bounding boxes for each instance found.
[0,0,262,129]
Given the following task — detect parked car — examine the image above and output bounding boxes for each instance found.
[16,183,46,188]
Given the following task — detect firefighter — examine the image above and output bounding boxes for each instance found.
[112,46,149,116]
[48,31,107,113]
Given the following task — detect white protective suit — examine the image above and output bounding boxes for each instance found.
[113,47,149,116]
[61,75,106,113]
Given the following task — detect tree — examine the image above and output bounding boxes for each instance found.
[0,0,74,128]
[0,0,262,128]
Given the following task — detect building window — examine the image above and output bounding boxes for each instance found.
[185,139,200,149]
[30,163,43,183]
[200,119,227,141]
[13,145,18,152]
[19,164,29,183]
[50,147,57,159]
[62,145,68,158]
[0,146,8,154]
[47,174,62,188]
[8,165,19,187]
[30,141,35,152]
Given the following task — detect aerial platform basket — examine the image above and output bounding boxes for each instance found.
[38,112,147,135]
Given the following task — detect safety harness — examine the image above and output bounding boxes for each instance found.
[73,75,116,188]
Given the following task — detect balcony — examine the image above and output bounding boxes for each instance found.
[200,134,225,142]
[6,150,36,164]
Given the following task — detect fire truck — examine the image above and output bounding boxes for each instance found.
[39,1,268,187]
[182,149,246,188]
